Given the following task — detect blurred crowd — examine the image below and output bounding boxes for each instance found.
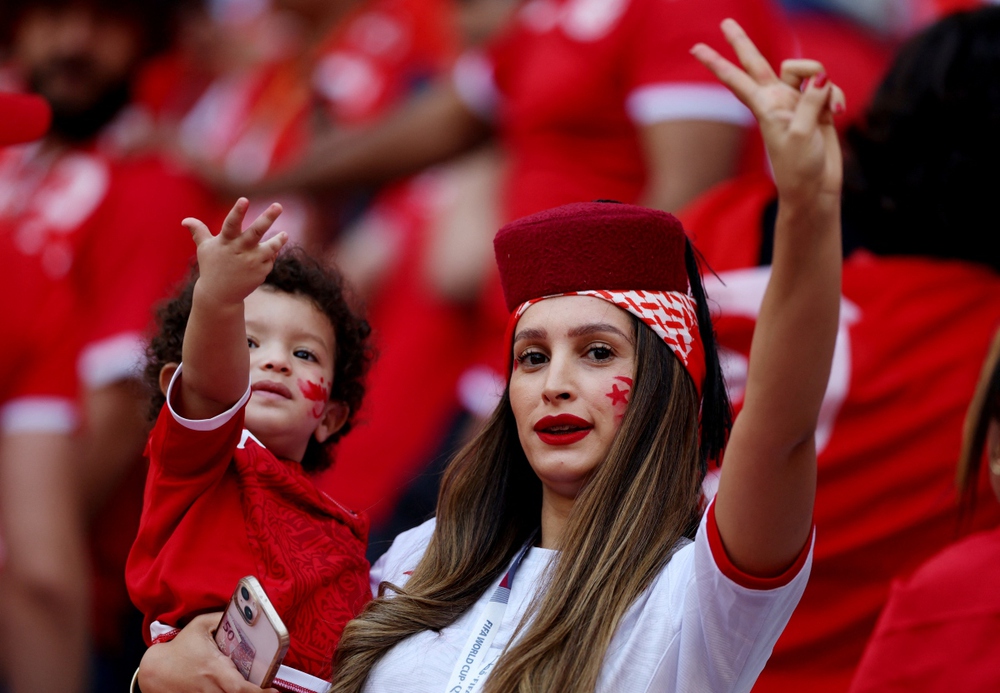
[1,0,999,691]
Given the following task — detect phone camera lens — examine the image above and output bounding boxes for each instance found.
[244,606,253,622]
[241,587,250,600]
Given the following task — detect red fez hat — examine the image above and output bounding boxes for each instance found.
[0,93,52,147]
[494,201,706,394]
[494,201,690,312]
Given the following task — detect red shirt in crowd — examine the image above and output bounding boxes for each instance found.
[455,0,790,221]
[848,525,1000,692]
[0,142,216,429]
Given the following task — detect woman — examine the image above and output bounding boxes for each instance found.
[137,19,844,693]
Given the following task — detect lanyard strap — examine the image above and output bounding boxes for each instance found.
[444,534,537,693]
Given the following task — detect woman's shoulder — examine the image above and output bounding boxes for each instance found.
[368,517,437,592]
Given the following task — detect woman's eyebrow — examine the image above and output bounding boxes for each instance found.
[567,323,631,341]
[513,327,546,343]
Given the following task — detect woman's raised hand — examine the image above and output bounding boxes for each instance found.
[692,19,844,208]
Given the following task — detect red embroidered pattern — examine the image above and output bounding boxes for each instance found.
[236,448,371,680]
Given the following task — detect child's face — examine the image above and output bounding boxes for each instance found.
[243,286,346,463]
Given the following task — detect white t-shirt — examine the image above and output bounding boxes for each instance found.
[365,503,812,693]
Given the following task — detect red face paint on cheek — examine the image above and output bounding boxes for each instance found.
[298,378,330,419]
[605,375,632,407]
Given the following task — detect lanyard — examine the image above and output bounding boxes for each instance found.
[444,534,537,693]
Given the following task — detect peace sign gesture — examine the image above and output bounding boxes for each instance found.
[692,19,845,207]
[691,23,845,582]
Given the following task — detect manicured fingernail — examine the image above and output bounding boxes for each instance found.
[813,72,828,88]
[833,102,845,115]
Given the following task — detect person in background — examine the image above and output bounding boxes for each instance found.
[170,0,457,247]
[780,0,990,37]
[676,6,1000,691]
[0,1,220,690]
[848,325,1000,692]
[246,0,791,220]
[316,0,519,558]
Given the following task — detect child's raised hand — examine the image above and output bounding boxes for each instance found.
[692,19,844,208]
[184,198,287,307]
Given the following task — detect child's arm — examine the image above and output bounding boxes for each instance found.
[693,20,844,576]
[175,198,286,420]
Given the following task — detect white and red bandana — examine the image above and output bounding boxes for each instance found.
[507,288,705,396]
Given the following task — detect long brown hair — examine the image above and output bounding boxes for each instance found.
[957,327,1000,510]
[330,319,706,691]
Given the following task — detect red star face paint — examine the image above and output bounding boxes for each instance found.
[606,376,632,406]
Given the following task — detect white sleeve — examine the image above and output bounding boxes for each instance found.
[369,518,437,597]
[165,363,250,431]
[679,512,813,691]
[77,331,146,388]
[625,84,755,127]
[597,503,813,693]
[0,396,78,433]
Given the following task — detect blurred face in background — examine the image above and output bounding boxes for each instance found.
[457,0,520,47]
[13,3,143,141]
[270,0,358,25]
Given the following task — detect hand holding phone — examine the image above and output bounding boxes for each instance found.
[215,576,290,688]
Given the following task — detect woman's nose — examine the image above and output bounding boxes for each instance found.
[541,356,575,403]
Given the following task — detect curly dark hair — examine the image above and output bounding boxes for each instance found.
[842,6,1000,271]
[145,247,374,473]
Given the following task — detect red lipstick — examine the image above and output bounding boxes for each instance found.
[533,414,593,445]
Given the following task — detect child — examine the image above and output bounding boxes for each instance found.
[126,199,373,690]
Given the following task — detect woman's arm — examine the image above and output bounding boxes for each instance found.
[693,20,845,576]
[138,614,278,693]
[638,119,744,214]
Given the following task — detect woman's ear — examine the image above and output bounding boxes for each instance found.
[158,363,180,397]
[314,401,350,444]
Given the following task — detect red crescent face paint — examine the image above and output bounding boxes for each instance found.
[299,378,330,419]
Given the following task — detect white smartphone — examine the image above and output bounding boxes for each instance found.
[215,576,290,688]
